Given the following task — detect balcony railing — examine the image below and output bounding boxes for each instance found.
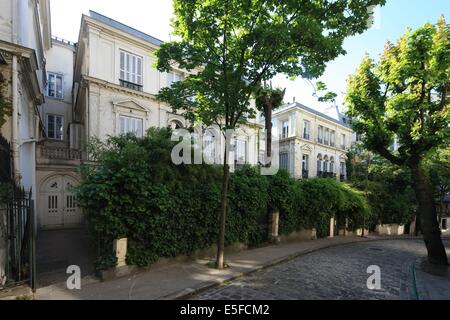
[119,79,143,92]
[317,171,337,179]
[303,133,310,140]
[40,146,84,161]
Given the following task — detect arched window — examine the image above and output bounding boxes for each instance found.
[168,120,184,130]
[330,157,335,173]
[323,155,329,173]
[317,154,323,176]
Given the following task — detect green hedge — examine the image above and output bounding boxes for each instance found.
[75,128,372,271]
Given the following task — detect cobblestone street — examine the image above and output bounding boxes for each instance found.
[194,240,450,300]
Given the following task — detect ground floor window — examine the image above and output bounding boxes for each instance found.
[120,115,143,137]
[280,152,289,171]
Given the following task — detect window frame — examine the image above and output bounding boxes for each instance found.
[46,114,64,140]
[120,50,143,86]
[234,139,247,163]
[119,115,144,137]
[47,72,64,99]
[303,120,310,140]
[282,120,289,139]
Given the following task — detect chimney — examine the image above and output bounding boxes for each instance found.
[293,96,296,103]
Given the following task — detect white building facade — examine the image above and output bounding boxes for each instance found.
[272,102,354,181]
[34,11,263,230]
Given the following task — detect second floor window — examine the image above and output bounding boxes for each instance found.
[330,131,336,147]
[341,134,347,149]
[303,121,310,140]
[282,121,289,139]
[47,73,63,99]
[318,126,323,144]
[120,51,143,86]
[167,72,183,87]
[120,115,143,137]
[324,128,330,145]
[47,114,64,140]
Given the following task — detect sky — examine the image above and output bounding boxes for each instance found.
[50,0,450,118]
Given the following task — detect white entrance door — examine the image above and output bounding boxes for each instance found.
[40,175,83,228]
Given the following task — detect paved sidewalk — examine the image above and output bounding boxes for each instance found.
[34,235,424,300]
[414,258,450,300]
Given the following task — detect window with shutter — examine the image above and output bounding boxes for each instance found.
[119,50,143,88]
[119,116,143,137]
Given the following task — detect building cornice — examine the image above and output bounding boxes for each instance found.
[0,40,43,105]
[82,75,158,101]
[274,104,353,132]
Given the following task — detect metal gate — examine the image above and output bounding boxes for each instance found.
[0,135,36,291]
[4,189,36,290]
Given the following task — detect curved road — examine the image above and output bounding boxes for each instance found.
[193,240,450,300]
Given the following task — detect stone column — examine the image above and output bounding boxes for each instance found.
[329,216,335,238]
[270,211,281,244]
[113,238,128,268]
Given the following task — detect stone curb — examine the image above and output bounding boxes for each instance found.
[161,236,428,300]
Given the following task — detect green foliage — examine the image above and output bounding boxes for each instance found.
[254,86,286,112]
[315,81,338,103]
[75,129,372,271]
[348,146,417,226]
[345,17,449,165]
[277,178,372,238]
[157,0,385,130]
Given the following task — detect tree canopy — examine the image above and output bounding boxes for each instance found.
[156,0,386,131]
[345,16,449,165]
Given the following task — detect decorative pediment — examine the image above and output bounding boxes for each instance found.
[301,144,313,153]
[113,99,150,120]
[113,99,148,112]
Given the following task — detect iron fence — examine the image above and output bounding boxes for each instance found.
[0,135,36,291]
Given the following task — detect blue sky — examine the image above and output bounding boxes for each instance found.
[50,0,450,117]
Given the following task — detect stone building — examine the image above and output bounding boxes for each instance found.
[271,102,354,181]
[35,11,263,230]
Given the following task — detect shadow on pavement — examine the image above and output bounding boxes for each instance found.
[36,228,96,288]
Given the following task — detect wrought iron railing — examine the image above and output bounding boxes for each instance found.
[119,79,143,92]
[1,188,36,291]
[317,171,337,179]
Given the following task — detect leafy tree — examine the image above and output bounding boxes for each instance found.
[345,17,449,265]
[156,0,386,269]
[426,147,450,223]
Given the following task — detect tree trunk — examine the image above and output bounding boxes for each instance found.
[410,159,448,265]
[264,103,272,167]
[216,152,230,269]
